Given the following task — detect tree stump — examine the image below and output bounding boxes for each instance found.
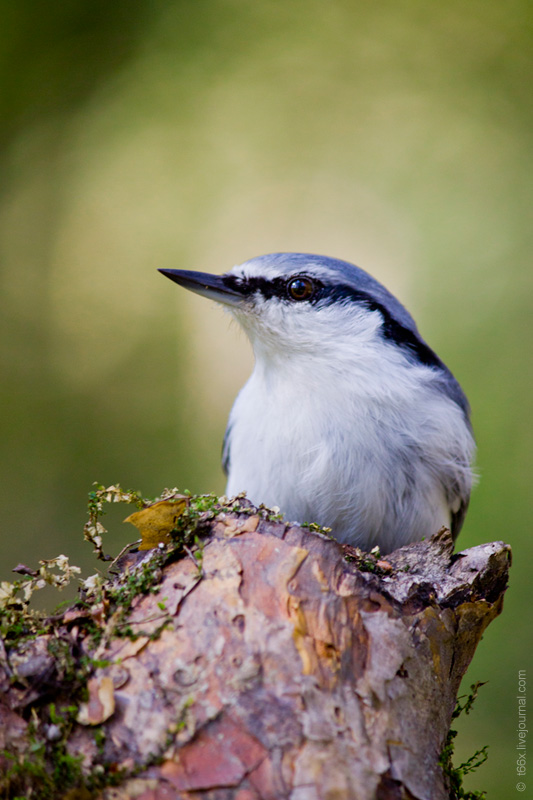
[0,503,511,800]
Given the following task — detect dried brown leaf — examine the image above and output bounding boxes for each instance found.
[77,675,115,726]
[124,498,189,550]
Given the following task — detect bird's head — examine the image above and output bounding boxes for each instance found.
[159,252,424,362]
[160,251,470,413]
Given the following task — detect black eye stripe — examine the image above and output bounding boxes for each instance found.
[223,273,322,302]
[222,274,285,298]
[222,273,447,373]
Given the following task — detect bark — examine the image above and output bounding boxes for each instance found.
[0,508,511,800]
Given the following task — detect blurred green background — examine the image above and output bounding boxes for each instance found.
[0,1,531,795]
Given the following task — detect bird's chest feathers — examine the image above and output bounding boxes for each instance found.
[229,350,418,492]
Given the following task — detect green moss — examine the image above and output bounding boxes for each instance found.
[2,705,86,800]
[92,727,106,757]
[342,547,391,575]
[301,520,332,535]
[440,681,489,800]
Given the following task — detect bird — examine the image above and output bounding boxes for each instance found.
[159,252,475,553]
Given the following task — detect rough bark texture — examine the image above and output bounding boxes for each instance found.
[0,508,511,800]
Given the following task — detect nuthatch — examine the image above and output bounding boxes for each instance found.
[160,253,475,553]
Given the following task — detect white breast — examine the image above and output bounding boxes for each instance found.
[225,336,474,553]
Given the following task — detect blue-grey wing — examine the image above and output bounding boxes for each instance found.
[222,421,232,476]
[451,496,470,541]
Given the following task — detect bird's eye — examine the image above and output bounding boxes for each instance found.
[287,277,315,302]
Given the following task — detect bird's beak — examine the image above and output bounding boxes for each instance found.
[158,269,243,307]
